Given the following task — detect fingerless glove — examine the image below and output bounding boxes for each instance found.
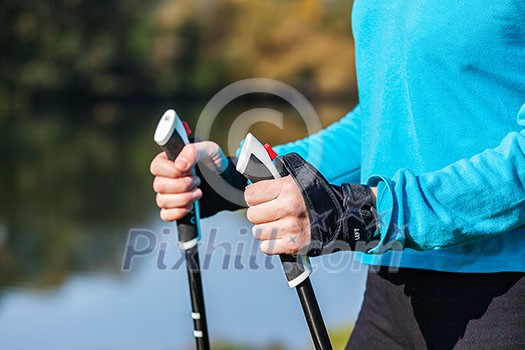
[275,153,379,256]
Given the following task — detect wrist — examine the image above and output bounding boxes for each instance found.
[275,153,379,256]
[371,186,377,204]
[334,184,378,251]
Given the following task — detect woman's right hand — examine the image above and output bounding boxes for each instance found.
[150,141,227,221]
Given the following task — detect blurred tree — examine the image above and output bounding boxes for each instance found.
[150,0,356,98]
[0,0,358,290]
[0,0,157,110]
[0,0,356,109]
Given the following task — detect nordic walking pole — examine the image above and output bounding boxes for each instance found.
[236,133,332,350]
[154,109,210,350]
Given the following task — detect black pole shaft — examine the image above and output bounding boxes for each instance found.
[296,278,332,350]
[155,111,210,349]
[185,244,210,350]
[239,149,332,350]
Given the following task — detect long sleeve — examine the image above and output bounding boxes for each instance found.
[274,104,362,185]
[369,103,525,252]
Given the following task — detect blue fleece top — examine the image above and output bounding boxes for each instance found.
[275,0,525,272]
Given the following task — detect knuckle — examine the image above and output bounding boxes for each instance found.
[260,242,271,255]
[286,242,297,255]
[244,186,255,205]
[150,162,160,176]
[268,206,281,222]
[287,237,300,254]
[182,176,195,191]
[280,176,292,190]
[155,194,165,208]
[290,200,300,214]
[182,192,195,205]
[268,225,280,239]
[159,209,171,221]
[279,217,294,233]
[289,197,305,215]
[182,144,197,162]
[275,175,293,192]
[160,208,187,222]
[246,207,256,223]
[178,208,190,217]
[193,188,202,200]
[252,225,261,239]
[153,178,164,193]
[289,182,299,195]
[175,194,190,208]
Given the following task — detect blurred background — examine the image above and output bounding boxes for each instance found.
[0,0,364,349]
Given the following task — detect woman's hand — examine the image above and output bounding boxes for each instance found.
[245,175,311,255]
[150,141,227,221]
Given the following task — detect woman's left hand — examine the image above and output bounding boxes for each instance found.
[244,175,311,255]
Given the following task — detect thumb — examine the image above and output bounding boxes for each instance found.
[174,141,227,173]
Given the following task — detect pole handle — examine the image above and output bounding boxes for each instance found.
[154,109,200,248]
[236,133,312,288]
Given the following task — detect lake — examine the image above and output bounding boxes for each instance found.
[0,100,366,349]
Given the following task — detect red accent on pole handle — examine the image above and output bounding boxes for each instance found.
[182,121,192,136]
[264,143,278,160]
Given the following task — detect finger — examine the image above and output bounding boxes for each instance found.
[244,178,283,206]
[150,152,191,178]
[174,142,227,173]
[259,239,280,255]
[156,189,202,209]
[259,235,304,256]
[259,238,294,255]
[246,199,284,224]
[251,223,284,241]
[159,204,193,222]
[153,175,201,194]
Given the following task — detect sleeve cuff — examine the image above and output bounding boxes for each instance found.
[366,175,405,254]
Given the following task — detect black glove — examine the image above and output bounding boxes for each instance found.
[275,153,379,256]
[196,156,248,218]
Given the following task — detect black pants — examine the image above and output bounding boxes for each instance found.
[347,267,525,350]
